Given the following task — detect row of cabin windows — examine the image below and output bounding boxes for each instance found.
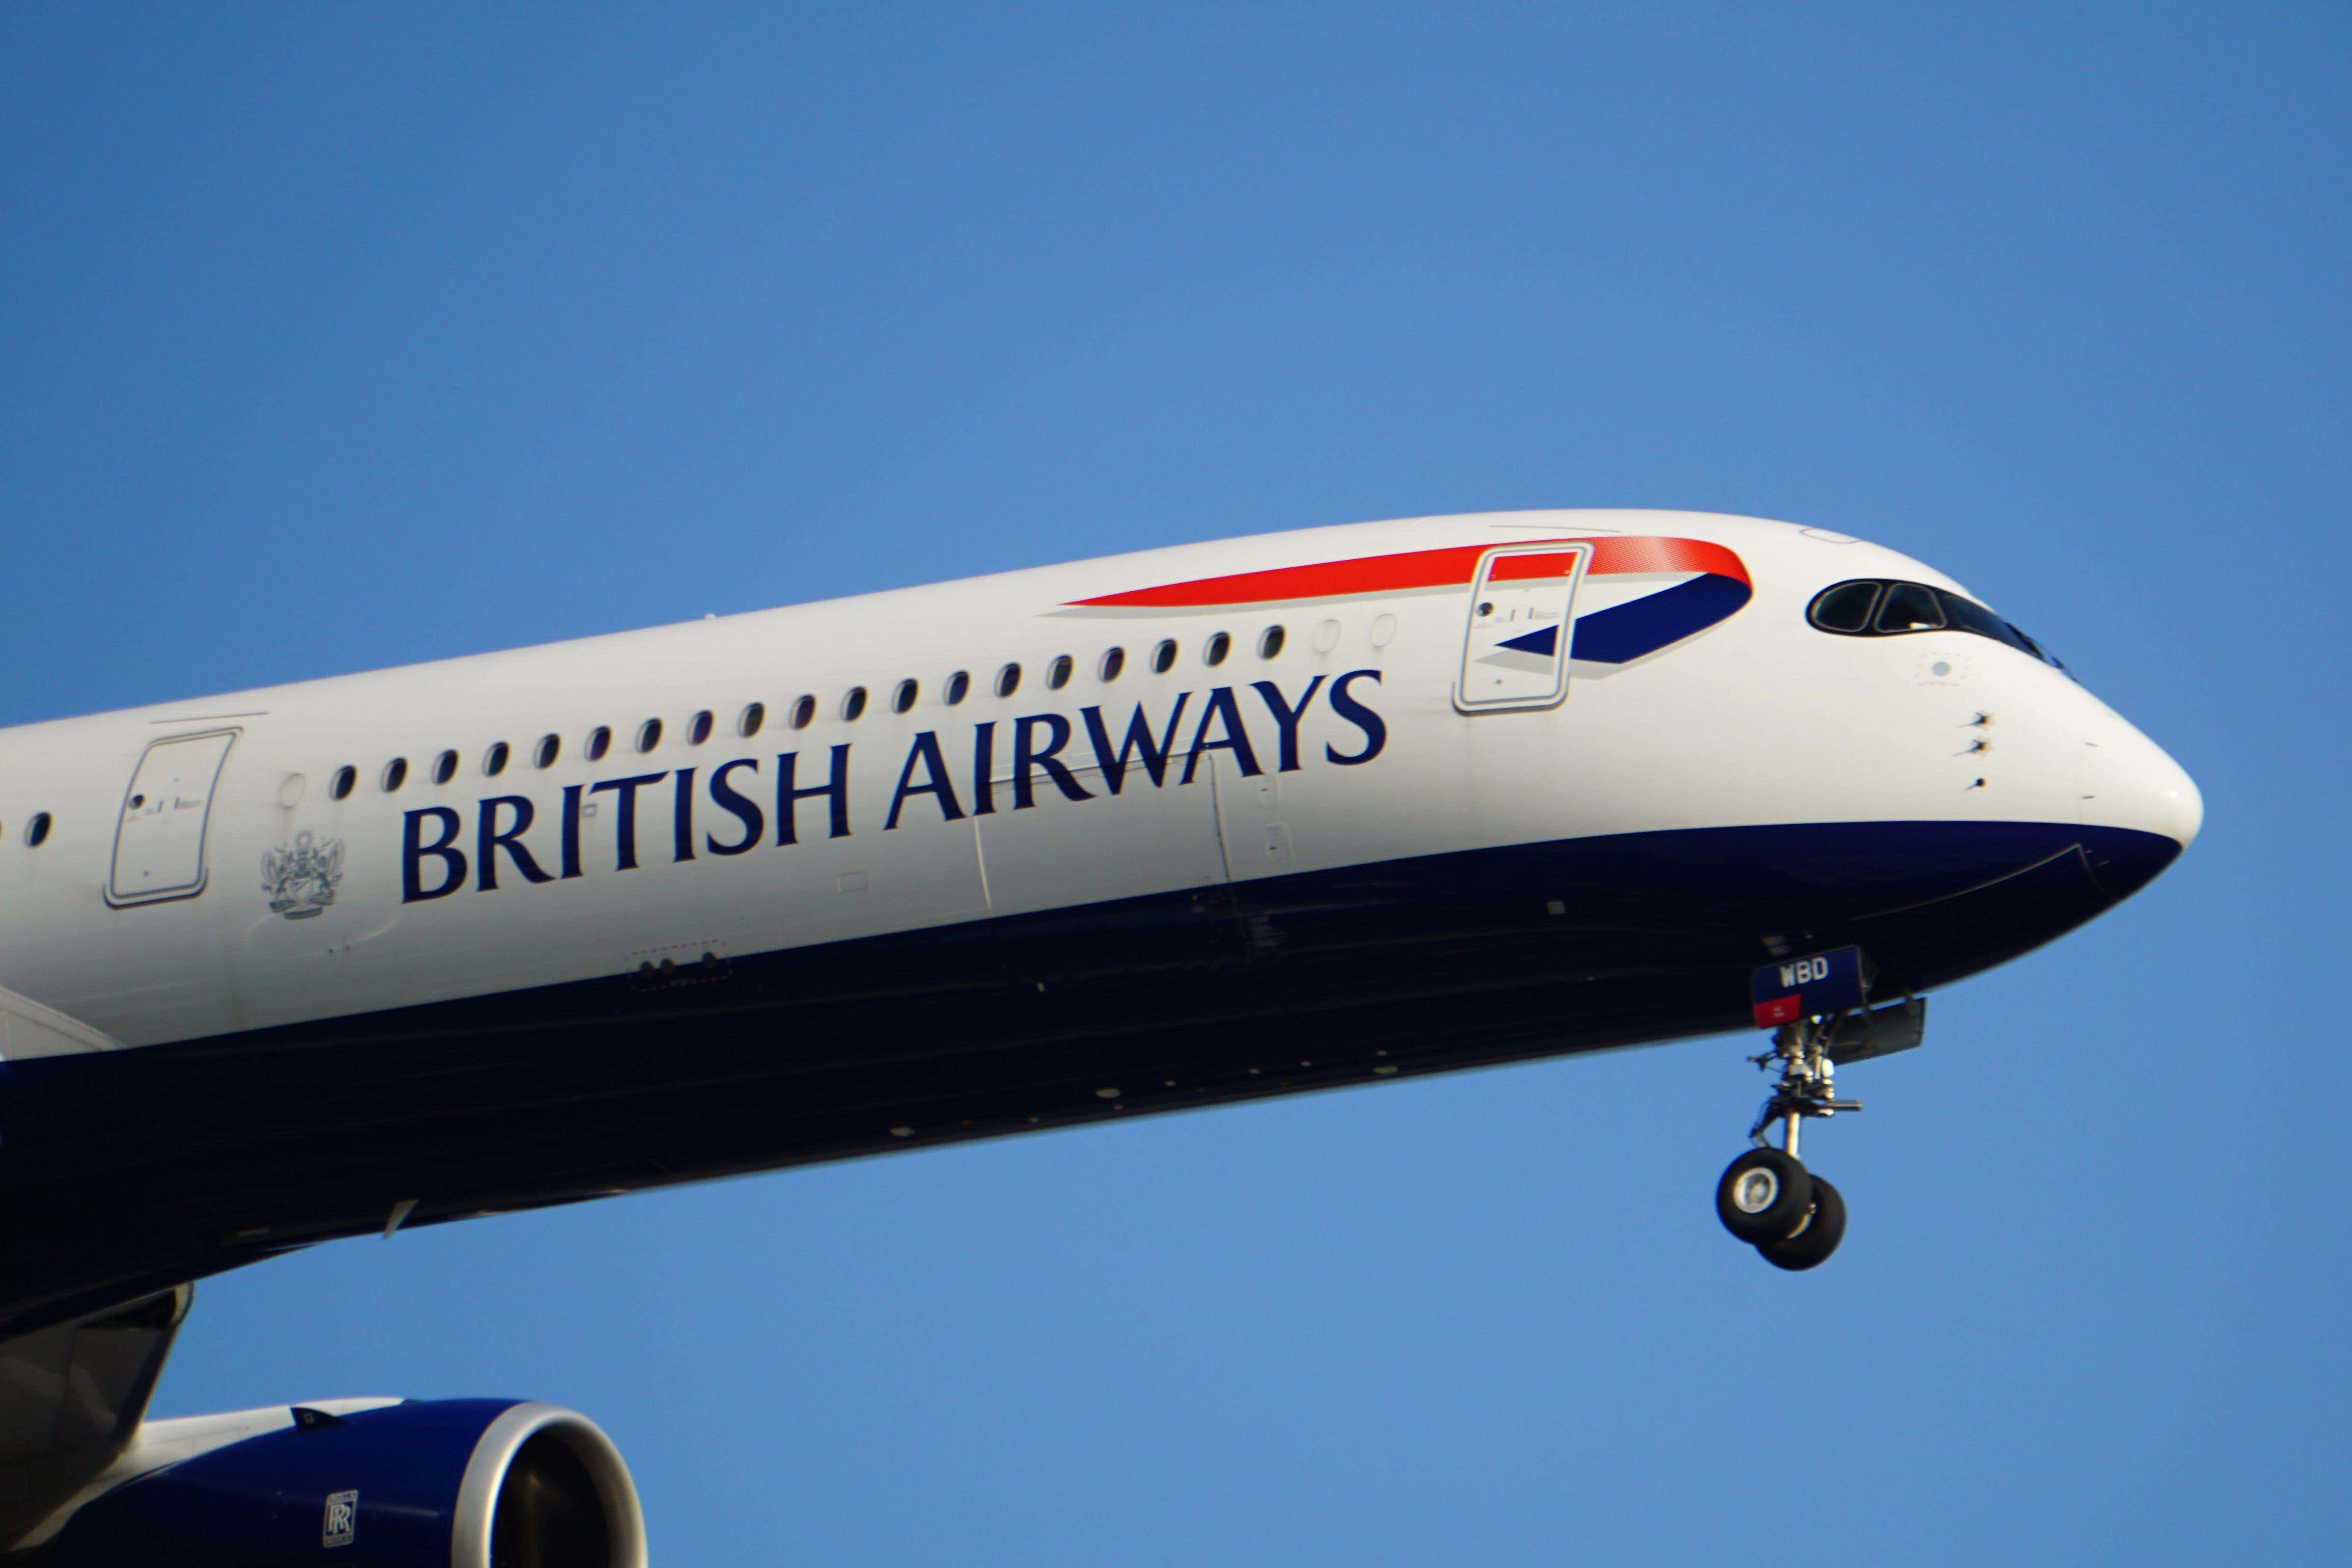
[325,625,1293,799]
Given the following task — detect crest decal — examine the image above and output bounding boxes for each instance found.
[263,831,344,919]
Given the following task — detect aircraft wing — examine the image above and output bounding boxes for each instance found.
[0,1285,189,1549]
[0,984,121,1059]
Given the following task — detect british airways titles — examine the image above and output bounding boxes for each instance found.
[397,672,1388,902]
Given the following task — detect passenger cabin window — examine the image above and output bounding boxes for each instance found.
[738,702,765,738]
[586,727,612,762]
[25,812,50,847]
[1204,632,1230,667]
[432,750,459,785]
[483,741,510,777]
[382,758,408,792]
[996,663,1022,698]
[533,734,560,769]
[944,671,970,705]
[636,719,663,753]
[1806,580,2064,668]
[1151,639,1177,674]
[690,710,715,745]
[331,766,357,800]
[1258,625,1286,659]
[1099,647,1125,682]
[790,695,816,729]
[842,686,868,721]
[1047,655,1073,690]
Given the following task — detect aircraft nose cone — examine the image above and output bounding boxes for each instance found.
[2083,708,2202,852]
[2138,745,2203,850]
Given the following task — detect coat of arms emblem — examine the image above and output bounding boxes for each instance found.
[262,831,344,919]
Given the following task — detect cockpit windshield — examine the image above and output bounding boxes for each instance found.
[1805,580,2064,670]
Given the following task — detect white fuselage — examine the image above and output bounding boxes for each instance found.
[0,509,2196,1055]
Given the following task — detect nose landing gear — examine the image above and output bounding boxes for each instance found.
[1719,948,1927,1271]
[1715,1020,1861,1271]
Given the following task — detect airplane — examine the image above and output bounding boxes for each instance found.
[0,508,2198,1564]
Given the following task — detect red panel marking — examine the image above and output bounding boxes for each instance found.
[1071,536,1749,608]
[1752,995,1805,1028]
[1485,551,1581,583]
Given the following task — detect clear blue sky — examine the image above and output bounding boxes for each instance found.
[5,6,2344,1562]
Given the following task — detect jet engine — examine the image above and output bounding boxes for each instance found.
[33,1396,645,1567]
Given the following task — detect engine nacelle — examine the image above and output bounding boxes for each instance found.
[38,1397,645,1567]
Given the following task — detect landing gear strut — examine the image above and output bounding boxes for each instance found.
[1716,1019,1859,1271]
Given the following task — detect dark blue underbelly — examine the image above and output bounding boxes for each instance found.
[0,817,2177,1337]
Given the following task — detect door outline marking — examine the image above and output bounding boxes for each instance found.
[1453,543,1591,712]
[105,728,240,908]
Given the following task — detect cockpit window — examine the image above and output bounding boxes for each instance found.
[1874,582,1945,632]
[1936,592,2043,661]
[1807,579,2065,669]
[1808,581,1880,632]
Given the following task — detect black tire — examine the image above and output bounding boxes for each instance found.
[1758,1176,1846,1271]
[1716,1148,1811,1244]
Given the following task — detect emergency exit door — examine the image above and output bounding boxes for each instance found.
[1455,543,1590,711]
[107,730,238,906]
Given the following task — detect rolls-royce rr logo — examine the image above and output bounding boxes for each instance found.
[262,831,344,920]
[323,1489,358,1548]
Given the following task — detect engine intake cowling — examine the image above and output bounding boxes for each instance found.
[42,1397,645,1567]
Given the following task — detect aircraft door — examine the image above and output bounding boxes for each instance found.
[1213,755,1292,882]
[1455,543,1590,711]
[107,730,238,906]
[976,761,1227,918]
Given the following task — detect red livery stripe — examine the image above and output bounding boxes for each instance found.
[1070,536,1748,609]
[1485,549,1582,583]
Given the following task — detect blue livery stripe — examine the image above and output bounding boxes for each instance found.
[1495,624,1559,656]
[1571,573,1753,665]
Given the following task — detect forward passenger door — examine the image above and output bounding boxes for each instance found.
[1455,543,1589,711]
[106,730,238,907]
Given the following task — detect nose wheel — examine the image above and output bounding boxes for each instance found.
[1757,1174,1844,1271]
[1716,1019,1861,1271]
